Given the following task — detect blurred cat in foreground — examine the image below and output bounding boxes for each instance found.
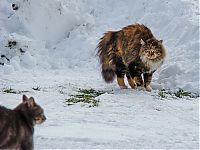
[0,95,46,150]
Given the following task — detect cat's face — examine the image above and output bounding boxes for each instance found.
[139,39,164,60]
[22,95,46,125]
[31,104,46,125]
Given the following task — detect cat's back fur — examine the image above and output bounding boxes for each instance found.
[0,105,33,149]
[97,24,154,65]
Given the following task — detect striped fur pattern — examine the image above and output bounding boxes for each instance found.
[97,23,166,91]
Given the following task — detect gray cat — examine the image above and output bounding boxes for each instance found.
[0,95,46,150]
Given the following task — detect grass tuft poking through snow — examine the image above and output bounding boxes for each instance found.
[65,88,105,107]
[3,87,18,94]
[158,88,199,99]
[2,87,29,94]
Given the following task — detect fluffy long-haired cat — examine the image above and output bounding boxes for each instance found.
[97,23,166,91]
[0,95,46,150]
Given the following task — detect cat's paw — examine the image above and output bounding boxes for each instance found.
[129,81,137,89]
[145,85,152,92]
[130,85,137,89]
[138,86,146,91]
[120,85,128,89]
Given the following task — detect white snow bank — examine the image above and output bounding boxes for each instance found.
[11,0,81,46]
[0,0,199,93]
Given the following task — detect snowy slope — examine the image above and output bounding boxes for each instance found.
[0,0,199,93]
[0,0,199,149]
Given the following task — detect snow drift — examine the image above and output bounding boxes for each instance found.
[0,0,199,93]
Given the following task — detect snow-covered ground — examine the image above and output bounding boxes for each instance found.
[0,0,199,149]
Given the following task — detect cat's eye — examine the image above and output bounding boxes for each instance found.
[156,45,161,49]
[157,52,161,56]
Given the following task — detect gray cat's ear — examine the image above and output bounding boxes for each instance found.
[140,39,146,46]
[27,97,35,107]
[22,95,28,102]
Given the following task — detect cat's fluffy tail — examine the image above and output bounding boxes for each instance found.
[97,32,116,83]
[101,64,115,83]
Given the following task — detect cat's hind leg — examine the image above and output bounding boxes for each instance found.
[134,76,145,91]
[115,59,127,89]
[126,73,137,89]
[117,77,127,89]
[128,63,144,90]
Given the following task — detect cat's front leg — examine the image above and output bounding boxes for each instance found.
[21,143,33,150]
[143,73,153,92]
[21,136,33,150]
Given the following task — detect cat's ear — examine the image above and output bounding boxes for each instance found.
[140,39,146,46]
[27,97,36,108]
[22,95,28,102]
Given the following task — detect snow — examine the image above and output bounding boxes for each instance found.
[0,0,199,149]
[0,70,198,149]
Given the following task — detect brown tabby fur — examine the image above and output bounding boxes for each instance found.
[0,95,46,150]
[97,23,166,91]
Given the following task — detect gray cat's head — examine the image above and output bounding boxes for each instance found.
[21,95,46,125]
